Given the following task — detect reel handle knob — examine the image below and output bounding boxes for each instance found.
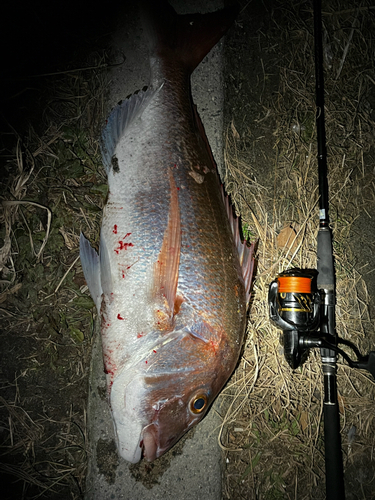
[354,351,375,379]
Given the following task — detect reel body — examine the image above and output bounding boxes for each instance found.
[269,268,320,369]
[268,268,375,377]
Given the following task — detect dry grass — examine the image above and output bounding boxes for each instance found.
[0,52,107,499]
[220,1,375,498]
[1,1,375,499]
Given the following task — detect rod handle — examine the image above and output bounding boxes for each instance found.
[324,400,345,499]
[317,228,335,290]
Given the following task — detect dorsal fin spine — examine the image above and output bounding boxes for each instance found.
[221,184,256,304]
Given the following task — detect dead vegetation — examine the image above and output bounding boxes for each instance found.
[0,52,108,499]
[1,1,375,499]
[220,1,375,498]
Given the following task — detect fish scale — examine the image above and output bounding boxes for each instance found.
[80,0,254,464]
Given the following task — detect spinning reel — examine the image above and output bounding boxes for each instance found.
[269,268,375,377]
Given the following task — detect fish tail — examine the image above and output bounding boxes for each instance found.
[141,0,239,74]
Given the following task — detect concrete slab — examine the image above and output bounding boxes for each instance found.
[85,1,228,498]
[85,325,222,500]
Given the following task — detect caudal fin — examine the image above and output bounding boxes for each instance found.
[141,0,239,74]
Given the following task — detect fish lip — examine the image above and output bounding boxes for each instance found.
[142,424,158,462]
[142,422,179,462]
[111,414,143,463]
[142,410,191,462]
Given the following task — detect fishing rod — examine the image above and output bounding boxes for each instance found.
[268,0,375,498]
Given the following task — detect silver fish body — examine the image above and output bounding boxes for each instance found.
[80,1,254,463]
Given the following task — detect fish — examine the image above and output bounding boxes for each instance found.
[80,0,255,464]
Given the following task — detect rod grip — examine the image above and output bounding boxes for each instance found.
[324,400,345,499]
[317,228,335,290]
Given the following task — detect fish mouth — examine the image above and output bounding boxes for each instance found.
[142,424,158,462]
[141,423,179,462]
[112,416,143,463]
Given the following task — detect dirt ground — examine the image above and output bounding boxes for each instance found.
[1,0,375,499]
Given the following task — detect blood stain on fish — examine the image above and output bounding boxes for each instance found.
[114,233,134,254]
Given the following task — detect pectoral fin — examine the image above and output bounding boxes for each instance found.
[152,170,181,320]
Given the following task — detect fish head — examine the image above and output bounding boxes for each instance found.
[140,374,214,461]
[111,365,217,463]
[112,320,244,462]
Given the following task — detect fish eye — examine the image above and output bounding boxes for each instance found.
[190,393,208,414]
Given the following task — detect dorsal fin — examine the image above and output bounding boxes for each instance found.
[101,86,161,174]
[222,187,256,305]
[193,100,256,305]
[152,169,181,318]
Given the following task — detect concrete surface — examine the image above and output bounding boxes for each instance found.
[85,325,222,500]
[85,1,227,498]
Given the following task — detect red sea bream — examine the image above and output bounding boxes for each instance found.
[80,1,255,463]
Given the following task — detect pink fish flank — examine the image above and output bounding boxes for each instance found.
[79,0,255,464]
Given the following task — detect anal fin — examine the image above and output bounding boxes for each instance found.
[80,232,102,312]
[101,85,162,174]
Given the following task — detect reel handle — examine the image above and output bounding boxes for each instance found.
[353,352,375,379]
